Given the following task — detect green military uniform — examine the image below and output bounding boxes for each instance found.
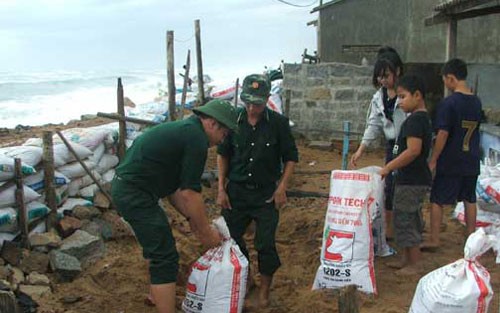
[112,116,208,284]
[218,77,299,275]
[111,99,237,285]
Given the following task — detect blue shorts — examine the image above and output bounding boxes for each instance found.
[430,175,478,205]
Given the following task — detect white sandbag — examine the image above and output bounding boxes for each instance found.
[1,146,43,167]
[312,170,377,294]
[0,208,17,233]
[0,185,41,208]
[67,171,101,197]
[453,201,500,228]
[0,154,36,181]
[57,198,93,218]
[79,184,99,200]
[40,185,69,207]
[96,154,119,174]
[53,143,93,167]
[88,142,106,164]
[24,170,70,192]
[408,228,494,313]
[55,127,109,151]
[267,93,283,114]
[210,83,239,100]
[358,166,395,257]
[183,216,248,313]
[26,201,50,222]
[101,169,115,183]
[57,160,96,179]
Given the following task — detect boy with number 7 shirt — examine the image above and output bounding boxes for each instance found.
[421,58,482,251]
[379,74,432,275]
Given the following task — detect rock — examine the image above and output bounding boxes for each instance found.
[93,191,111,209]
[19,251,50,274]
[60,295,83,304]
[0,266,9,280]
[0,280,14,291]
[9,266,24,286]
[72,205,101,220]
[101,211,134,239]
[0,258,4,266]
[48,251,82,282]
[28,232,62,248]
[308,141,333,151]
[58,230,105,267]
[81,220,104,239]
[18,284,51,299]
[57,216,83,238]
[0,241,22,266]
[26,272,50,286]
[92,218,113,241]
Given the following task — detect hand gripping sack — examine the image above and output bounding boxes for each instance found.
[409,228,495,313]
[182,216,248,313]
[312,170,377,294]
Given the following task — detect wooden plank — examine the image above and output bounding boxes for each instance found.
[167,30,176,121]
[195,19,205,106]
[117,78,126,160]
[437,0,495,14]
[180,49,192,119]
[425,5,500,26]
[338,285,359,313]
[14,159,29,248]
[56,131,114,206]
[97,112,159,126]
[43,131,58,231]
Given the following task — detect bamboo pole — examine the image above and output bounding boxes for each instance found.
[195,19,205,106]
[97,112,159,126]
[180,49,191,119]
[234,78,239,107]
[167,30,176,121]
[14,159,29,248]
[43,131,58,231]
[117,78,126,160]
[55,131,113,205]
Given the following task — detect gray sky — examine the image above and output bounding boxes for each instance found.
[0,0,318,72]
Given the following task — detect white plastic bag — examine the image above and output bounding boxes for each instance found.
[312,170,377,294]
[408,228,495,313]
[183,217,248,313]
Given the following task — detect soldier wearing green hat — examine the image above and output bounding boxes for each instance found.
[111,98,237,313]
[217,74,299,308]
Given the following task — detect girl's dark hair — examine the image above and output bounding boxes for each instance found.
[397,74,426,99]
[372,47,404,88]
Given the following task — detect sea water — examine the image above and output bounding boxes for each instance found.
[0,67,249,129]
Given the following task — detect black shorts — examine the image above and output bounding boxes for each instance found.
[430,175,477,205]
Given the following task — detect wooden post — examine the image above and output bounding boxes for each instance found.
[56,131,114,205]
[195,19,205,106]
[14,159,29,248]
[117,78,126,160]
[284,89,291,117]
[338,285,359,313]
[180,49,191,119]
[43,131,58,231]
[167,30,176,121]
[444,18,457,97]
[473,74,479,96]
[342,121,351,170]
[234,78,239,107]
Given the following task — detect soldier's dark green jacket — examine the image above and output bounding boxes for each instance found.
[217,107,299,185]
[115,115,208,197]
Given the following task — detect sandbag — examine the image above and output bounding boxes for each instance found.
[409,228,494,313]
[312,170,377,294]
[0,184,41,209]
[24,170,70,192]
[182,217,248,313]
[57,160,96,179]
[0,146,43,167]
[0,155,36,182]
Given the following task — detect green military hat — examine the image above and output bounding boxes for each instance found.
[240,74,271,105]
[193,99,238,131]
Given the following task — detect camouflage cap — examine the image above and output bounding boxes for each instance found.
[192,99,238,131]
[240,74,271,105]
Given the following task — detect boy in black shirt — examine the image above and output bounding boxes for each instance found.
[379,74,432,275]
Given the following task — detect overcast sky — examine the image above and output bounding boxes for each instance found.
[0,0,318,73]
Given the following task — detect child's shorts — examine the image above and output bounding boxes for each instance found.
[393,185,427,248]
[430,174,477,205]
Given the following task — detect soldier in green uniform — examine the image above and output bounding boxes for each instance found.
[217,74,299,308]
[111,99,238,313]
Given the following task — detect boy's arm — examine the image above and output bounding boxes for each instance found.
[428,129,449,172]
[379,136,422,178]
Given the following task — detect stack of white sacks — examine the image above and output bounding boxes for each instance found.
[0,123,129,246]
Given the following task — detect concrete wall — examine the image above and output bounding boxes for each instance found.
[282,62,373,141]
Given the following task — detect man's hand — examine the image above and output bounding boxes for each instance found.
[267,184,287,209]
[350,149,363,168]
[378,166,391,180]
[428,159,436,174]
[217,189,232,210]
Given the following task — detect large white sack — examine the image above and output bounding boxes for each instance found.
[52,143,93,167]
[0,155,36,182]
[55,127,109,151]
[24,170,70,192]
[0,208,17,233]
[57,160,96,179]
[409,228,494,313]
[312,170,377,294]
[101,169,115,184]
[0,184,41,208]
[454,201,500,228]
[78,184,99,200]
[67,171,101,197]
[1,146,43,167]
[182,217,248,313]
[88,143,106,164]
[96,154,119,174]
[40,185,69,207]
